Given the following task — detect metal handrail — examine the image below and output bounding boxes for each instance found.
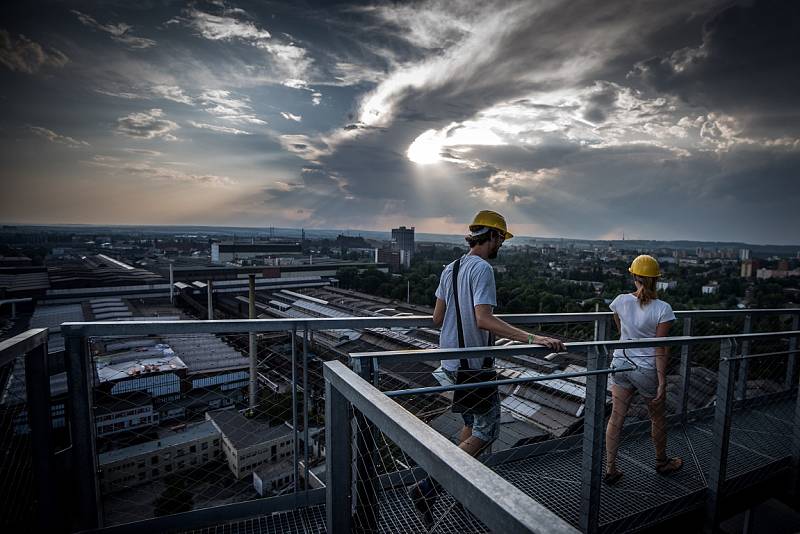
[59,307,800,337]
[0,327,48,367]
[324,360,580,534]
[384,364,637,398]
[350,330,800,365]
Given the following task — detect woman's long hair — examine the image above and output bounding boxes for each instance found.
[634,275,658,307]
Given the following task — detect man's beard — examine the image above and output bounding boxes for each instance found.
[488,244,500,259]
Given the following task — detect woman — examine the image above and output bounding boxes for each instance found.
[604,254,682,485]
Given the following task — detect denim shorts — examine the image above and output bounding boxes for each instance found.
[610,357,658,398]
[441,368,500,444]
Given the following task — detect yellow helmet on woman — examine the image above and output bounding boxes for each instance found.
[629,255,661,277]
[470,210,513,240]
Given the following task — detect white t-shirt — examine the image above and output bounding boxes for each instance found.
[435,255,497,371]
[609,293,676,368]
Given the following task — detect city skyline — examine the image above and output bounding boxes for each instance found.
[1,0,799,244]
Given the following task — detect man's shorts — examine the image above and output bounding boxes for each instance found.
[441,368,500,443]
[610,357,658,398]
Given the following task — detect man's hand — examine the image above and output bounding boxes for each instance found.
[650,380,667,406]
[535,335,566,352]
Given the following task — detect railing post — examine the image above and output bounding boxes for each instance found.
[678,317,693,423]
[785,313,799,389]
[24,337,59,532]
[291,326,299,493]
[736,314,752,401]
[791,315,800,498]
[595,316,607,343]
[65,333,102,530]
[350,355,379,532]
[302,327,310,502]
[705,338,736,533]
[325,374,352,533]
[248,274,257,411]
[579,345,608,534]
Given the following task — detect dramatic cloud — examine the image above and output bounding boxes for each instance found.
[630,0,800,125]
[200,89,267,125]
[2,0,799,243]
[280,112,302,122]
[0,30,68,73]
[188,120,250,135]
[116,108,179,140]
[178,7,271,44]
[28,126,89,148]
[72,10,156,49]
[87,155,234,186]
[174,4,314,85]
[96,84,194,105]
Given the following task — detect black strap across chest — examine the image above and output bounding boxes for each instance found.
[451,257,493,371]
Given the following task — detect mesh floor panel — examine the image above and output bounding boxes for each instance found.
[179,395,794,534]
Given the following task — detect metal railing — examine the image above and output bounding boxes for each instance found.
[0,328,56,532]
[342,329,800,533]
[0,308,796,533]
[325,359,582,534]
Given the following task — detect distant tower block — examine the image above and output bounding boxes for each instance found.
[391,226,415,269]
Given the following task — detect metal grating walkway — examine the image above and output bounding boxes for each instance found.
[179,395,795,534]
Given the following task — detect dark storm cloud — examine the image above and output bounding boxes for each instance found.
[1,0,798,243]
[72,10,157,49]
[0,29,68,73]
[630,0,800,126]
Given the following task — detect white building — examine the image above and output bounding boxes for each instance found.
[656,280,677,291]
[702,282,720,295]
[211,241,302,263]
[206,410,295,480]
[98,421,221,494]
[95,391,158,437]
[253,459,295,496]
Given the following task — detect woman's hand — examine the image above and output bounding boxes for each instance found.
[651,379,667,405]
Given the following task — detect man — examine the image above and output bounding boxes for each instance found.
[409,210,565,525]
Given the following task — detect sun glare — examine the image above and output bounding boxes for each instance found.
[406,129,443,164]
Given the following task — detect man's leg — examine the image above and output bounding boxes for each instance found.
[459,425,473,444]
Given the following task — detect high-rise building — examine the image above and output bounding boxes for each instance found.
[391,226,415,269]
[739,249,751,261]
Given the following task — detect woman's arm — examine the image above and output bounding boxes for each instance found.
[652,320,673,403]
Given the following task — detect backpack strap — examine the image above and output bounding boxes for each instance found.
[451,258,469,371]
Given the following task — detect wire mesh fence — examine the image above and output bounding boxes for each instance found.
[0,353,37,531]
[89,328,326,527]
[722,330,798,495]
[351,406,491,533]
[33,308,798,532]
[347,311,799,533]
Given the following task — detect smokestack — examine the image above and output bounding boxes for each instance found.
[169,263,174,304]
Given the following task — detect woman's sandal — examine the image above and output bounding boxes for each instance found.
[655,457,683,475]
[603,470,623,485]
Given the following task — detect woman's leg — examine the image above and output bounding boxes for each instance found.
[647,397,667,460]
[606,385,635,474]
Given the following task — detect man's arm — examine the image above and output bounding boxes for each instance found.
[474,304,565,351]
[433,298,445,327]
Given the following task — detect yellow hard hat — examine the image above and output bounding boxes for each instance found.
[629,255,661,277]
[469,210,513,240]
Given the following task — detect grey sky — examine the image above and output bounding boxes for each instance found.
[0,0,798,244]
